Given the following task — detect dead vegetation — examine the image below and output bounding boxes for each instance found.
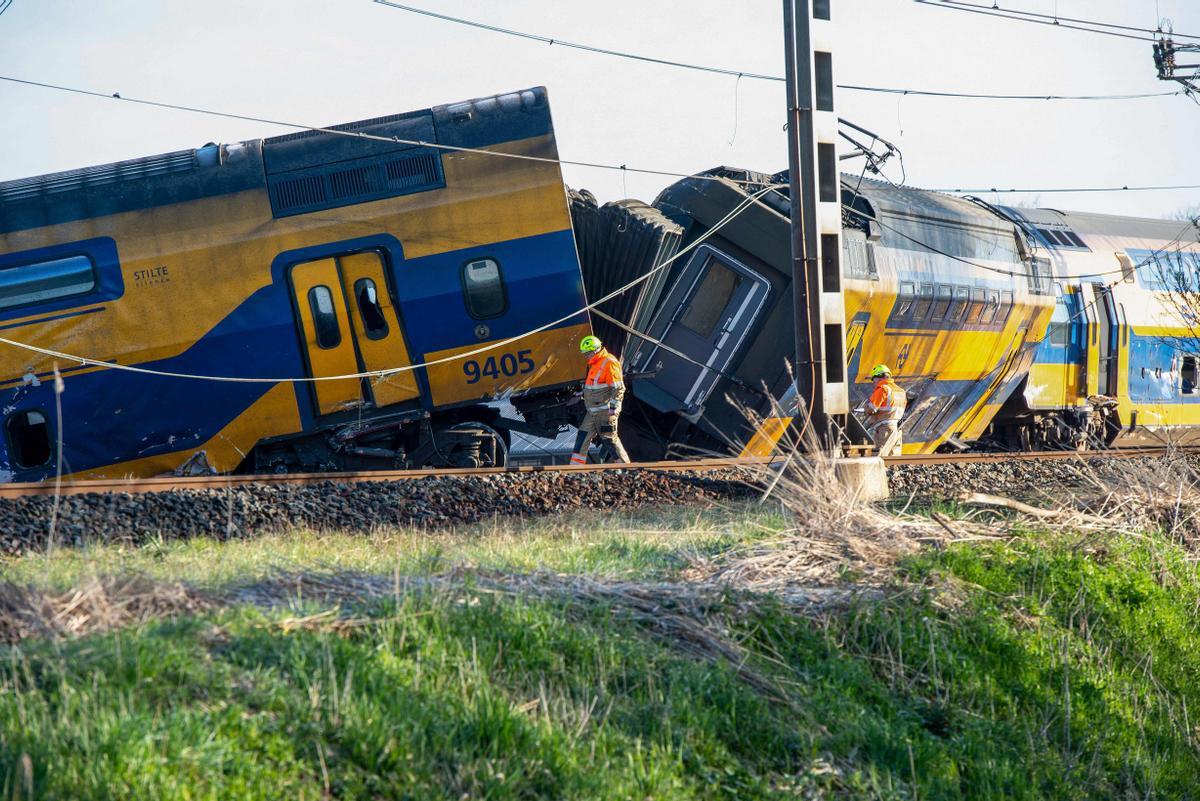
[0,575,210,644]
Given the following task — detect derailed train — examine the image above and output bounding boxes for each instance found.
[0,88,588,481]
[3,82,1200,482]
[592,169,1200,458]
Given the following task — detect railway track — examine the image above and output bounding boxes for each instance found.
[0,446,1191,499]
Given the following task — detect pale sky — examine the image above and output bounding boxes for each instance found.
[1,0,1196,220]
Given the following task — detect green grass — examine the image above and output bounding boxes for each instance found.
[3,506,1200,799]
[2,503,789,591]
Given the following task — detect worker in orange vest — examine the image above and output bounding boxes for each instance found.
[570,336,630,465]
[864,363,906,456]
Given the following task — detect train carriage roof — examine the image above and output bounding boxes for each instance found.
[847,176,1018,236]
[999,205,1200,246]
[0,87,551,236]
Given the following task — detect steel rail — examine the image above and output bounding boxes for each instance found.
[884,447,1196,466]
[0,457,770,499]
[0,447,1191,499]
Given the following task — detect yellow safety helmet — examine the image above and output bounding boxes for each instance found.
[869,364,892,378]
[580,335,602,354]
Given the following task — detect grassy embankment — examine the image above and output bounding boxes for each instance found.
[2,499,1200,800]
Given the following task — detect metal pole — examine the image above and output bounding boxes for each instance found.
[783,0,828,445]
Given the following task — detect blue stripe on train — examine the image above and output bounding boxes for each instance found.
[1032,327,1200,405]
[0,227,584,481]
[396,230,586,359]
[1127,331,1200,403]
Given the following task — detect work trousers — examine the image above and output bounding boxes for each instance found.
[871,421,903,457]
[571,406,630,464]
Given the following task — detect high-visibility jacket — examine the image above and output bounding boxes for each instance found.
[864,378,906,428]
[582,348,624,411]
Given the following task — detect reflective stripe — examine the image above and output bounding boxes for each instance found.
[569,454,587,464]
[585,349,622,387]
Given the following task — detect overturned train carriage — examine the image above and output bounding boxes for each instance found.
[591,169,1200,458]
[607,170,1056,458]
[0,87,590,481]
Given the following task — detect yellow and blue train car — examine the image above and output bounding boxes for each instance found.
[0,87,590,481]
[991,207,1200,448]
[614,170,1055,457]
[607,166,1200,457]
[837,186,1055,451]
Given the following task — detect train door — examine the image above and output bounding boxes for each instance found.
[290,258,363,415]
[632,245,769,413]
[1090,283,1119,397]
[1060,287,1084,400]
[336,252,420,407]
[289,252,420,416]
[1081,286,1100,397]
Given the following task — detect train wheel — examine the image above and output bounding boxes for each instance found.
[444,422,509,469]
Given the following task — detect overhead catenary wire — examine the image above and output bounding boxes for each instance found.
[932,183,1200,194]
[913,0,1166,43]
[0,185,780,384]
[839,189,1199,281]
[370,0,1180,101]
[0,75,763,188]
[1,75,1193,195]
[917,0,1200,41]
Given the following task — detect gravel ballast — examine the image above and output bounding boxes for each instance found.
[887,455,1186,501]
[0,455,1189,557]
[0,470,757,556]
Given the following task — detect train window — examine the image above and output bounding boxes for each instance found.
[896,282,916,318]
[0,254,96,311]
[913,284,935,320]
[6,410,52,469]
[681,261,741,337]
[1064,232,1087,248]
[948,286,970,321]
[932,285,953,320]
[844,238,869,279]
[980,290,1001,324]
[965,288,987,323]
[1048,323,1069,346]
[1183,356,1198,395]
[999,291,1014,323]
[353,278,389,340]
[1029,257,1052,295]
[1115,253,1136,283]
[307,285,342,349]
[461,258,507,319]
[865,244,879,278]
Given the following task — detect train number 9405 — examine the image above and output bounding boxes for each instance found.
[463,349,536,384]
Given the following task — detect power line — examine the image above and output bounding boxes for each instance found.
[0,185,778,384]
[372,0,778,81]
[913,0,1177,44]
[9,73,1185,199]
[920,0,1200,40]
[840,84,1178,101]
[0,74,760,187]
[842,196,1197,281]
[371,0,1180,102]
[932,184,1200,194]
